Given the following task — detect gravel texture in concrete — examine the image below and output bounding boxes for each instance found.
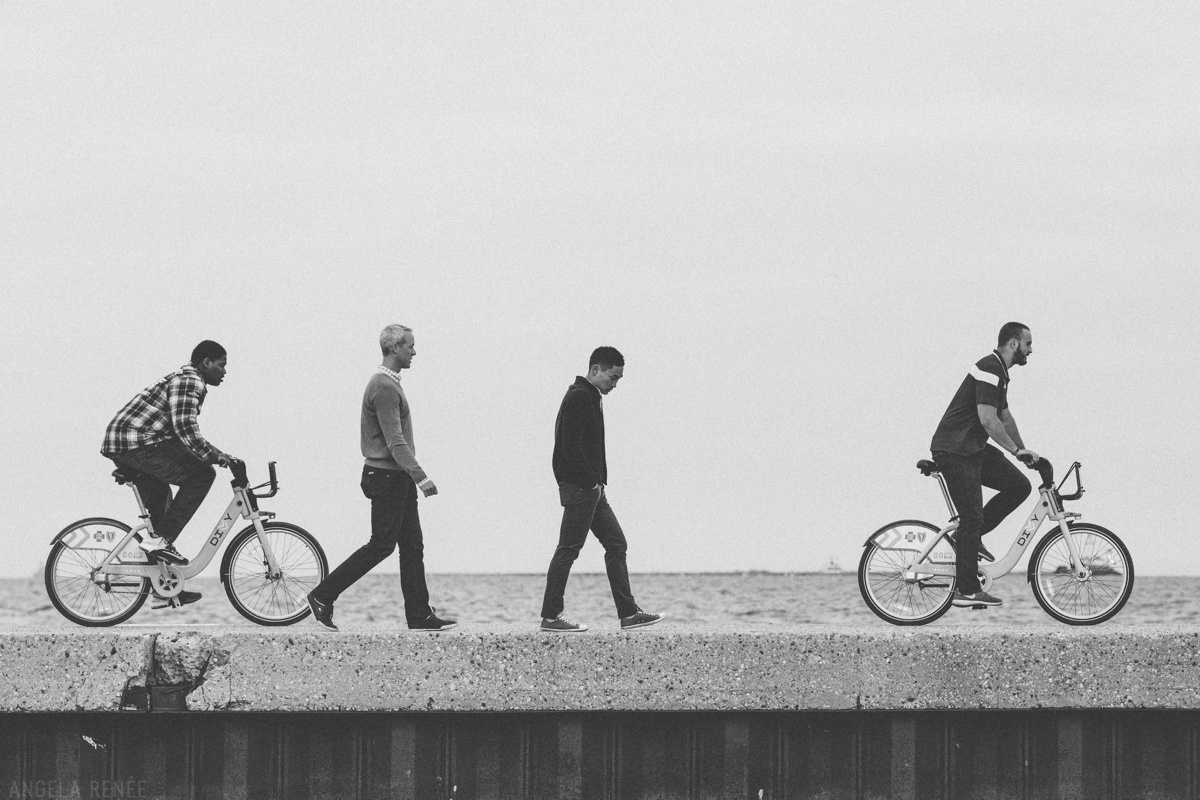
[0,631,150,711]
[2,623,1198,712]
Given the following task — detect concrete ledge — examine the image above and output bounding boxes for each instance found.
[2,624,1198,712]
[0,632,149,712]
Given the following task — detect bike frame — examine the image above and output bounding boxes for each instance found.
[92,466,281,585]
[900,466,1086,583]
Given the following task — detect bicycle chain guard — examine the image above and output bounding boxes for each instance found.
[150,566,184,598]
[977,568,992,592]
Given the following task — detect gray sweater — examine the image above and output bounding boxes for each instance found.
[361,372,427,483]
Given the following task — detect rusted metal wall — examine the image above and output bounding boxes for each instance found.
[1,710,1196,799]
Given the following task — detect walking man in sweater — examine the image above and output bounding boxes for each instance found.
[539,346,664,632]
[307,324,456,632]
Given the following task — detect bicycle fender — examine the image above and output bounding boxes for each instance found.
[50,517,150,564]
[50,517,123,544]
[864,520,955,563]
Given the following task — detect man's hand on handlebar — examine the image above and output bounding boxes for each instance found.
[1015,449,1041,467]
[215,452,237,468]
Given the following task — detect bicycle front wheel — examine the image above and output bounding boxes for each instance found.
[45,518,149,627]
[1028,522,1133,625]
[859,520,955,625]
[222,522,327,625]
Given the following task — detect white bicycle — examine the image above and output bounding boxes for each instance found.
[45,459,327,626]
[859,457,1133,626]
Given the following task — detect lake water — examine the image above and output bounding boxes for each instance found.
[4,572,1194,630]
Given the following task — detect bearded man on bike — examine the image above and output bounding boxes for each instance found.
[101,340,237,606]
[930,322,1040,608]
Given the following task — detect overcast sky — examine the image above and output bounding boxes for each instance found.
[2,2,1197,581]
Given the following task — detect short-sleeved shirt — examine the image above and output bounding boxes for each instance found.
[930,351,1010,456]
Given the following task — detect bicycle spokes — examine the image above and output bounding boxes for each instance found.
[45,518,151,626]
[1029,523,1133,624]
[859,521,955,625]
[223,523,327,625]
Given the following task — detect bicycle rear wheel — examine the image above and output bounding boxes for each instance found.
[222,522,327,625]
[45,518,149,627]
[1028,522,1133,625]
[859,520,955,625]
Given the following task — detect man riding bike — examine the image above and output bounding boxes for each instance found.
[930,322,1040,608]
[100,340,237,608]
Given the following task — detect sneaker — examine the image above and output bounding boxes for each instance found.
[952,590,1003,608]
[946,534,995,563]
[541,614,588,633]
[151,590,202,610]
[307,592,337,631]
[620,607,665,630]
[139,538,190,566]
[410,609,457,632]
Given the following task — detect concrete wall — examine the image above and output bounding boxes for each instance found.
[2,624,1198,712]
[3,625,1199,798]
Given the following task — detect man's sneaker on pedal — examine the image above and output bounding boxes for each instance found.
[151,590,202,610]
[139,537,190,566]
[952,590,1003,608]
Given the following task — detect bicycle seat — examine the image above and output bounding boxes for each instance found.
[916,459,939,476]
[112,468,138,485]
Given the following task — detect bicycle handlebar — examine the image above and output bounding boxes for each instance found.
[1034,457,1054,490]
[229,458,249,487]
[1015,452,1055,490]
[1027,457,1086,502]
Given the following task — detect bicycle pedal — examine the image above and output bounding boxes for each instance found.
[970,604,988,611]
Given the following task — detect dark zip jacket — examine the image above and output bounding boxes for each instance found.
[552,377,606,487]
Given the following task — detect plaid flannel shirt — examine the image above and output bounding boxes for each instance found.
[101,365,220,464]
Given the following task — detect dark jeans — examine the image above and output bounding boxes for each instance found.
[109,440,216,544]
[312,466,432,626]
[540,484,637,619]
[934,445,1032,594]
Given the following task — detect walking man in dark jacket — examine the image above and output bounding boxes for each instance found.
[539,346,664,632]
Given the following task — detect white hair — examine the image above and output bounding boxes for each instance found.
[379,324,413,355]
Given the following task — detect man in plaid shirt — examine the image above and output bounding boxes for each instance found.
[102,341,236,600]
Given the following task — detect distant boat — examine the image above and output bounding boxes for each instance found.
[1052,562,1120,576]
[822,557,849,574]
